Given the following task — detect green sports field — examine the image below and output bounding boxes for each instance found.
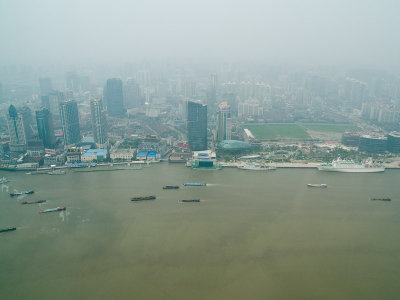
[245,124,310,139]
[302,124,357,133]
[245,123,358,140]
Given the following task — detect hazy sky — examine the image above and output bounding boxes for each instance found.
[1,0,399,69]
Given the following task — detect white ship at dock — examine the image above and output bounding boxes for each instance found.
[238,162,277,171]
[317,158,385,173]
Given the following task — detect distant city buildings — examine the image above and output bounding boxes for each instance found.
[0,82,3,103]
[20,106,34,140]
[124,78,142,109]
[217,102,232,141]
[104,78,125,116]
[361,103,400,124]
[36,108,55,149]
[206,74,218,112]
[6,105,27,152]
[90,99,108,146]
[60,100,81,146]
[39,77,53,95]
[187,101,207,151]
[238,99,263,118]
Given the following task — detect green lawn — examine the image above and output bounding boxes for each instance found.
[302,124,357,133]
[245,124,311,139]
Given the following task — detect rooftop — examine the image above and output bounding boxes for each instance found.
[82,149,107,157]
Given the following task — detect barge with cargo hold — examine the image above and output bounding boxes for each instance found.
[180,199,200,203]
[131,196,156,201]
[163,185,179,189]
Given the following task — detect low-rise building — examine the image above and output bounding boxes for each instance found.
[66,147,81,164]
[110,149,135,161]
[358,135,387,154]
[81,149,107,162]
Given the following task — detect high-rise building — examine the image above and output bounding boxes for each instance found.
[207,74,218,112]
[6,105,27,152]
[217,102,232,141]
[187,101,207,151]
[90,99,108,146]
[39,77,53,95]
[104,78,124,116]
[21,106,34,140]
[60,100,81,146]
[124,78,142,109]
[36,108,55,149]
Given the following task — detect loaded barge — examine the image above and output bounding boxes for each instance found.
[180,199,200,203]
[21,200,46,205]
[131,196,156,201]
[163,185,179,189]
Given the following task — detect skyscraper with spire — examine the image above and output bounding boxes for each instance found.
[6,105,27,152]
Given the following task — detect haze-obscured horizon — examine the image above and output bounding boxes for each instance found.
[1,0,399,70]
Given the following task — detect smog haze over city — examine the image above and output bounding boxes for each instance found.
[1,1,400,300]
[1,0,400,68]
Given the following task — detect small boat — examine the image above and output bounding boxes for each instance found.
[10,192,23,197]
[307,184,327,188]
[183,182,206,186]
[163,185,179,189]
[0,177,9,184]
[0,227,16,233]
[21,200,46,205]
[370,198,391,202]
[25,189,34,194]
[180,199,200,203]
[39,206,66,213]
[131,196,156,201]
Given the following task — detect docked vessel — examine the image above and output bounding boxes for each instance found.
[238,163,277,171]
[10,191,23,197]
[131,195,156,201]
[10,189,34,196]
[0,177,9,184]
[180,199,200,202]
[183,182,206,186]
[371,198,391,202]
[163,185,179,189]
[0,227,16,233]
[48,170,66,175]
[39,206,66,213]
[318,158,385,173]
[307,184,327,188]
[21,200,46,205]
